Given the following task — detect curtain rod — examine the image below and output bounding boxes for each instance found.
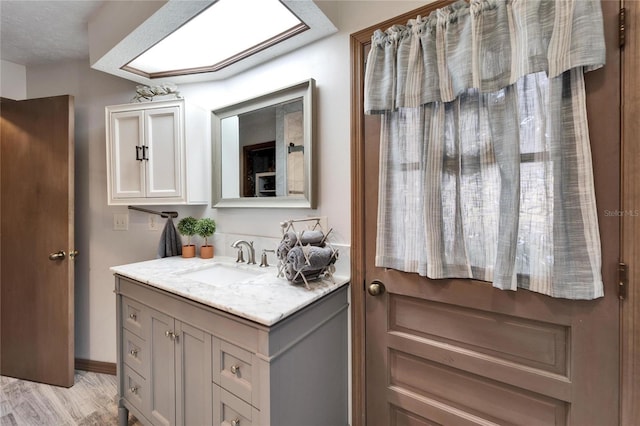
[128,206,178,218]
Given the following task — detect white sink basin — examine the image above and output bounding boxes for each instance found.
[180,263,263,286]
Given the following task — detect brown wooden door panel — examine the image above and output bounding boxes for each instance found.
[357,1,621,425]
[1,95,75,387]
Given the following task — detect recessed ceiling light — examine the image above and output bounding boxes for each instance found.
[123,0,308,78]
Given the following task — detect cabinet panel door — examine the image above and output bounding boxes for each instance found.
[145,107,182,198]
[110,110,145,199]
[176,321,213,426]
[150,308,176,426]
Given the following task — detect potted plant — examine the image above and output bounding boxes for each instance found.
[177,216,197,258]
[195,218,216,259]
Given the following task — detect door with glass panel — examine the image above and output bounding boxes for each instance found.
[354,1,621,424]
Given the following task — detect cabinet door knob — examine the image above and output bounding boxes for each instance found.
[129,349,138,357]
[129,313,137,321]
[129,386,138,394]
[231,419,240,426]
[165,330,179,342]
[230,364,240,375]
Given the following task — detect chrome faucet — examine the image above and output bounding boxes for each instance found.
[231,240,256,264]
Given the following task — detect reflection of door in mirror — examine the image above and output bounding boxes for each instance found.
[242,141,276,197]
[285,109,304,195]
[275,99,304,196]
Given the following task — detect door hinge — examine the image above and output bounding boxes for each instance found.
[619,8,626,48]
[619,262,628,300]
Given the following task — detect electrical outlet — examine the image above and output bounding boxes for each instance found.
[148,215,160,231]
[113,213,129,231]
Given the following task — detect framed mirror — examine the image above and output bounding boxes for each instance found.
[211,79,316,208]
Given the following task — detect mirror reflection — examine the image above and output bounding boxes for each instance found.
[221,98,304,198]
[212,79,315,208]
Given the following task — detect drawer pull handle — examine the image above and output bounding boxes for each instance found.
[230,364,240,375]
[130,349,138,357]
[231,419,240,426]
[129,313,137,321]
[129,386,138,395]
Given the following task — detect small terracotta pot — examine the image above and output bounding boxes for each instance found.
[200,245,214,259]
[182,245,196,258]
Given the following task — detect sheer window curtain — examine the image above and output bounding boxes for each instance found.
[364,0,606,299]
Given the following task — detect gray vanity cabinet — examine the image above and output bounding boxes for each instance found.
[115,274,348,426]
[119,293,212,426]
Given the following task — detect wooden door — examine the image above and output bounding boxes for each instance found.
[1,95,75,387]
[352,1,621,424]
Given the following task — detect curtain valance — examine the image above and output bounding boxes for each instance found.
[364,0,605,112]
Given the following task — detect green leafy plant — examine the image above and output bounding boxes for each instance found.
[195,218,216,246]
[177,216,198,246]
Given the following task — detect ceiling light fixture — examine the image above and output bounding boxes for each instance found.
[123,0,308,79]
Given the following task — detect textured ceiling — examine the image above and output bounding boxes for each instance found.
[0,1,104,66]
[0,0,337,84]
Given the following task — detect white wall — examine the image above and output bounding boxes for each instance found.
[26,0,425,363]
[1,60,27,100]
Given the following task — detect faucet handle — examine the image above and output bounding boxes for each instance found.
[260,249,275,267]
[235,246,245,263]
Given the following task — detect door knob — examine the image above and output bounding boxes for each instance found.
[49,250,66,261]
[368,280,385,296]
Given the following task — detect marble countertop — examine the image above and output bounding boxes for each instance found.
[111,256,349,327]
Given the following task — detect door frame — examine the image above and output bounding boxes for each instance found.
[349,2,639,425]
[621,0,640,423]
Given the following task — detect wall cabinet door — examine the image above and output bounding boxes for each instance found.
[109,110,146,199]
[145,106,182,199]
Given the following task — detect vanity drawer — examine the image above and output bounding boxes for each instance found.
[213,384,257,426]
[122,364,148,416]
[213,338,254,406]
[122,328,148,378]
[121,297,149,340]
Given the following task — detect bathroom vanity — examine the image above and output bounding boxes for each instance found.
[111,257,349,426]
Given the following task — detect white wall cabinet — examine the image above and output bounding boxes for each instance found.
[106,99,209,205]
[115,276,348,426]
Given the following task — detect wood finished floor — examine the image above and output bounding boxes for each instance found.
[0,371,142,426]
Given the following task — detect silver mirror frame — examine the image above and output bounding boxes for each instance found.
[211,79,316,208]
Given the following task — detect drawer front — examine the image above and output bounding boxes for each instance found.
[213,338,254,405]
[122,364,148,416]
[122,296,149,339]
[213,384,255,426]
[122,328,149,378]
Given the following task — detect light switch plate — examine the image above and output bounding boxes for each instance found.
[113,213,129,231]
[148,215,160,231]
